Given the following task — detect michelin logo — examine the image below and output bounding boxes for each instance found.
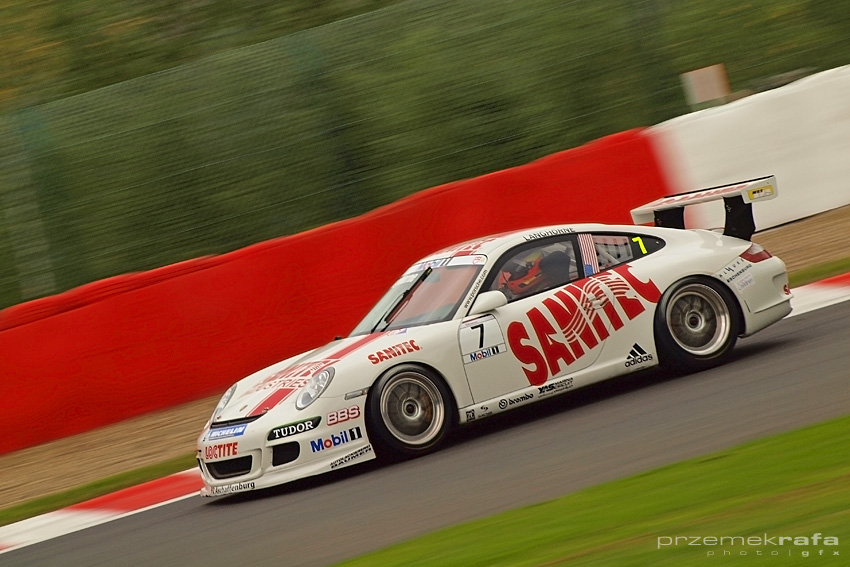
[208,424,248,440]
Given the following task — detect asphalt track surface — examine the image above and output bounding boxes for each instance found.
[7,301,850,567]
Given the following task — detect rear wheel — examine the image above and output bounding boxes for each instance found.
[367,364,455,457]
[655,277,740,372]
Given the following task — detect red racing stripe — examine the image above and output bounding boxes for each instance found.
[246,333,384,417]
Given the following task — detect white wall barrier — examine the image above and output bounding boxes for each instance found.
[650,65,850,231]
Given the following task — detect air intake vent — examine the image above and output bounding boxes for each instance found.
[272,442,300,467]
[207,456,252,479]
[210,415,262,428]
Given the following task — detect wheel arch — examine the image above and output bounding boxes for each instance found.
[364,361,459,458]
[652,274,744,372]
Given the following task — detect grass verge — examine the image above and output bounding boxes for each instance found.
[338,414,850,567]
[789,257,850,288]
[0,453,196,528]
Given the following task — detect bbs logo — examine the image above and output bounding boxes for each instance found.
[328,406,361,426]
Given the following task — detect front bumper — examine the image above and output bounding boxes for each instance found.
[197,399,376,497]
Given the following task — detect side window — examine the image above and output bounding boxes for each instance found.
[490,238,579,302]
[579,233,665,274]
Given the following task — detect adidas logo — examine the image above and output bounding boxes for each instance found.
[625,343,653,367]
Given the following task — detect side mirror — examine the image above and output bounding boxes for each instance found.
[468,290,508,316]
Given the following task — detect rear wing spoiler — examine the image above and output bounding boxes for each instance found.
[630,176,777,241]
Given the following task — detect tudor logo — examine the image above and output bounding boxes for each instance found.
[267,417,321,441]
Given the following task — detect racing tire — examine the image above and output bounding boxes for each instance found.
[367,364,456,458]
[654,277,741,373]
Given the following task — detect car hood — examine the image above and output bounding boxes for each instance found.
[213,333,386,422]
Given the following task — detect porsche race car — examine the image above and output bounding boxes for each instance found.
[197,176,791,496]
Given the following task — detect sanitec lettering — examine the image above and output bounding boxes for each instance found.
[267,417,321,441]
[330,444,373,469]
[368,340,421,364]
[467,344,503,363]
[310,427,363,452]
[327,406,361,426]
[508,264,661,386]
[208,424,248,440]
[211,481,255,496]
[204,442,239,460]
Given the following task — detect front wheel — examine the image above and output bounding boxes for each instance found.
[655,277,740,372]
[367,364,455,458]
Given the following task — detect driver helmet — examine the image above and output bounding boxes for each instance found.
[500,250,546,296]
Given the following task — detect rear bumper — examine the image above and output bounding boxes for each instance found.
[725,256,793,336]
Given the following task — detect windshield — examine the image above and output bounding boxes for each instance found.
[350,255,486,336]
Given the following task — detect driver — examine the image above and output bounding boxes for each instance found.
[498,250,572,300]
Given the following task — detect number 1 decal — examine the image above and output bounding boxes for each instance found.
[632,236,647,254]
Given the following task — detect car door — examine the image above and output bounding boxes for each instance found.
[460,235,607,403]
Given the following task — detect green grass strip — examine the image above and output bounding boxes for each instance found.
[789,257,850,288]
[338,414,850,567]
[0,453,197,528]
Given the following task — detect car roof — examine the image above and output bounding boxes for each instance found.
[419,223,673,263]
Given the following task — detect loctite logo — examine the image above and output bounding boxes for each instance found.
[310,427,363,452]
[508,264,661,386]
[368,340,421,364]
[205,442,238,460]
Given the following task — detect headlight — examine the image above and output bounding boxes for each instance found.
[295,367,335,410]
[212,384,237,419]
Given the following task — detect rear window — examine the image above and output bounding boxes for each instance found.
[580,233,664,274]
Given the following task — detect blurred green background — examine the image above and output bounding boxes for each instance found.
[1,0,848,309]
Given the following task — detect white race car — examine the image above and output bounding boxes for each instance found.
[198,176,791,496]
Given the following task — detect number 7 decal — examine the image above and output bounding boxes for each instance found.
[459,315,506,365]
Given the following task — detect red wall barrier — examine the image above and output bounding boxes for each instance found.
[0,129,673,455]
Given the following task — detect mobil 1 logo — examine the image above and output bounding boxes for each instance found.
[310,427,363,453]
